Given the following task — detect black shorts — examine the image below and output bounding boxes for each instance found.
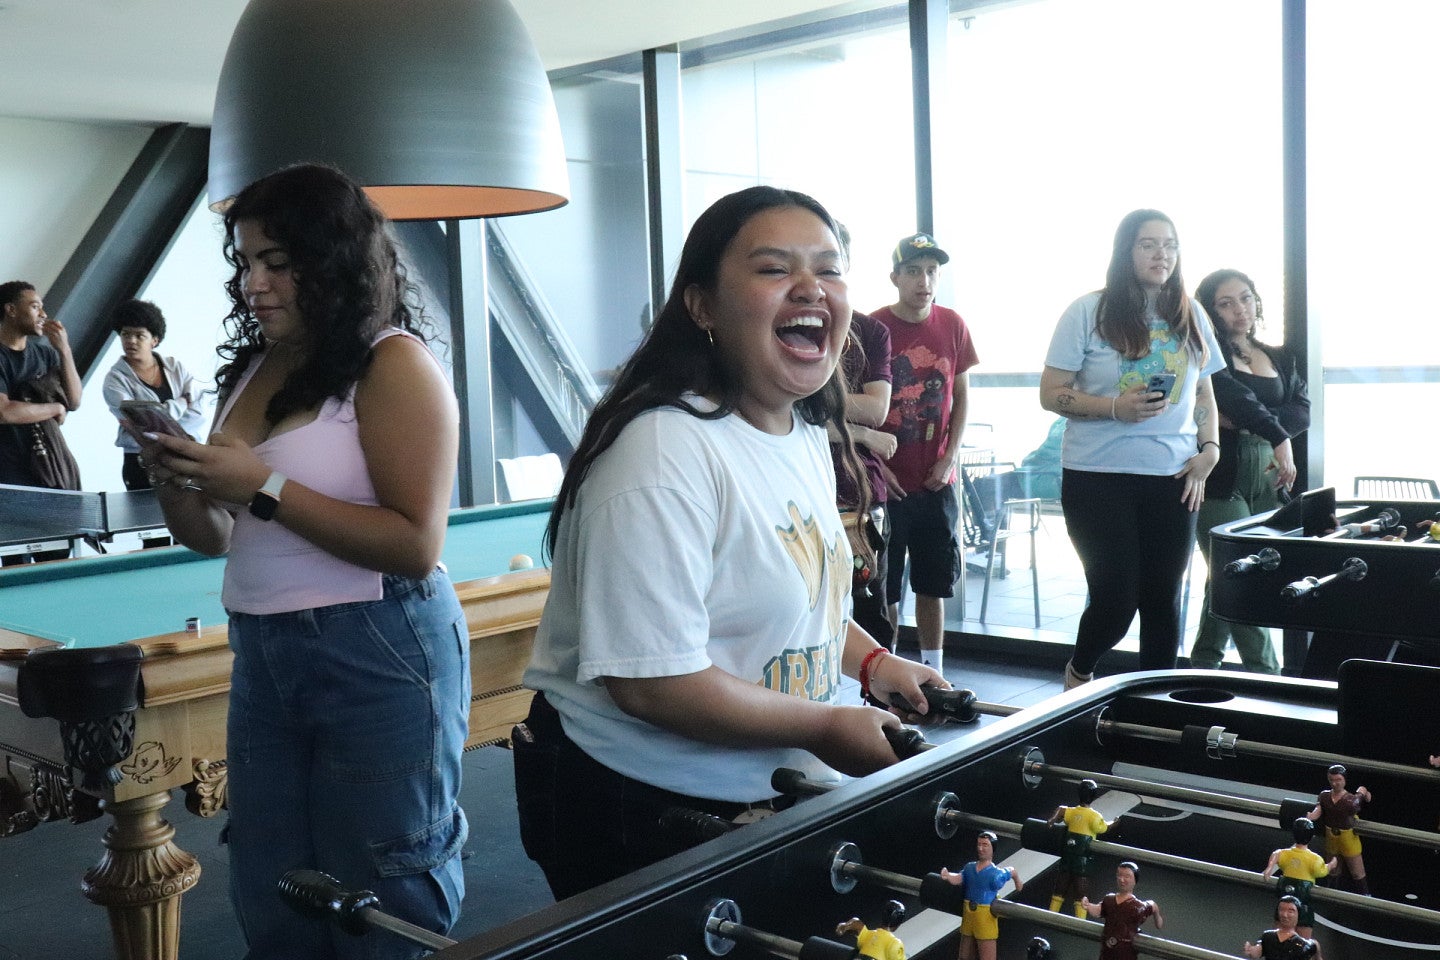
[885,483,962,600]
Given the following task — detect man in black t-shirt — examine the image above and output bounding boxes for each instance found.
[0,281,83,563]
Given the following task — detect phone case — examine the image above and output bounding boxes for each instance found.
[118,401,188,439]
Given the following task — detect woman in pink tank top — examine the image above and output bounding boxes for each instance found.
[138,163,468,960]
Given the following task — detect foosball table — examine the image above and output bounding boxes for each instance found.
[1209,490,1440,677]
[305,667,1440,959]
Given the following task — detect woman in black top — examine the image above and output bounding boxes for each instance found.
[1191,269,1309,672]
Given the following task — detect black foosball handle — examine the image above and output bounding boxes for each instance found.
[660,805,738,842]
[870,683,980,723]
[278,869,456,952]
[884,724,932,758]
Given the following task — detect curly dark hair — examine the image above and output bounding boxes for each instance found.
[215,163,430,424]
[546,185,865,555]
[1195,268,1264,367]
[110,299,166,340]
[0,280,35,310]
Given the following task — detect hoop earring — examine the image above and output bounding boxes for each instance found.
[706,329,715,347]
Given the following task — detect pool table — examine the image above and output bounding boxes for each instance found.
[0,499,553,960]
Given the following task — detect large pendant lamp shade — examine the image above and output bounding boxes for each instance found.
[208,0,569,221]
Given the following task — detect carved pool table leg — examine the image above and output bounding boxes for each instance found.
[82,790,202,960]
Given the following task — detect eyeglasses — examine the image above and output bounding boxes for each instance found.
[1134,240,1180,257]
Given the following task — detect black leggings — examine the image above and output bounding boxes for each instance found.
[1061,469,1197,675]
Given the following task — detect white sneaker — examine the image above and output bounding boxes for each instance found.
[1063,661,1092,691]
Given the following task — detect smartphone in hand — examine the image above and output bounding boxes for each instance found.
[117,399,189,443]
[1146,372,1177,398]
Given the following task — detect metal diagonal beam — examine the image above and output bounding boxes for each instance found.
[46,124,210,378]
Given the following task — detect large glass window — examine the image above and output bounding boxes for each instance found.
[501,65,652,383]
[944,0,1283,648]
[681,17,916,312]
[492,65,652,472]
[1309,1,1440,496]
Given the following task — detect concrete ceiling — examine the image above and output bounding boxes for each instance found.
[0,0,870,126]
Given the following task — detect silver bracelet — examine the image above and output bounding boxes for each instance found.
[1110,396,1118,421]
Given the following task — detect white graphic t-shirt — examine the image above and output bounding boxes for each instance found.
[1045,291,1224,476]
[524,399,853,801]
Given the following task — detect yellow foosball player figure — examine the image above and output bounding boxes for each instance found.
[1262,818,1336,942]
[1046,778,1114,916]
[835,899,907,960]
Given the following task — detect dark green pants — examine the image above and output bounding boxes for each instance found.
[1192,433,1281,673]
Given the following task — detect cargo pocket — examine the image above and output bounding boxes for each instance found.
[370,805,468,879]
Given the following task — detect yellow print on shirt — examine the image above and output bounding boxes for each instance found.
[763,502,851,700]
[1117,322,1190,402]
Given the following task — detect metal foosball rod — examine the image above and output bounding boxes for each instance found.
[277,869,456,952]
[701,899,855,960]
[1282,556,1367,600]
[1021,749,1440,850]
[1093,712,1440,785]
[827,842,1241,960]
[930,799,1440,929]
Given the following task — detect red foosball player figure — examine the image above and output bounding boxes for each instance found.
[1081,861,1162,960]
[835,899,907,960]
[1262,818,1337,941]
[1047,778,1114,916]
[939,830,1023,960]
[1306,763,1371,895]
[1243,896,1319,959]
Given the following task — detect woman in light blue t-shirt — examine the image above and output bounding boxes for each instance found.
[1039,209,1223,689]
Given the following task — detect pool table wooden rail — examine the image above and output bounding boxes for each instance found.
[0,566,549,826]
[0,565,550,960]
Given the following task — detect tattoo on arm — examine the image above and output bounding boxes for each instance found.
[1055,389,1094,420]
[1195,406,1209,426]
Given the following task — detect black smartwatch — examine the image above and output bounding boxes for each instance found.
[249,471,286,521]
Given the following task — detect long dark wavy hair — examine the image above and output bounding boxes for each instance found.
[1096,209,1206,363]
[546,185,867,555]
[214,163,430,422]
[1195,267,1263,367]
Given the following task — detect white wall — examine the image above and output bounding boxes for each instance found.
[68,199,233,492]
[0,115,233,494]
[0,116,152,289]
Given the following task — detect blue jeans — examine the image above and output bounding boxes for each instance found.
[226,568,471,959]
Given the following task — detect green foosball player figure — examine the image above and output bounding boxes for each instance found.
[1046,778,1114,916]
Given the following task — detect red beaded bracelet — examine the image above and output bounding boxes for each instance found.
[859,647,888,702]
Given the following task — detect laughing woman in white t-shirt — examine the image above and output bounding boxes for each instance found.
[515,186,946,899]
[1039,209,1224,690]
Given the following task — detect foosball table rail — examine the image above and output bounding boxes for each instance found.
[432,670,1439,960]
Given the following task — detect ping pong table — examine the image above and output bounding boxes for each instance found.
[0,483,168,559]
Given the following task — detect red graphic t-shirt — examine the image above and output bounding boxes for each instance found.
[872,304,979,493]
